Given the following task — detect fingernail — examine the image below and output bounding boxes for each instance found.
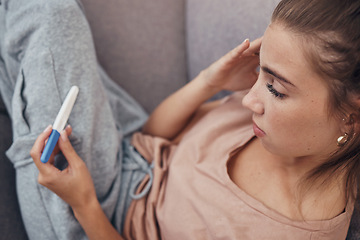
[43,125,52,132]
[243,38,249,43]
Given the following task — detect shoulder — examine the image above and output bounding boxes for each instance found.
[172,91,251,144]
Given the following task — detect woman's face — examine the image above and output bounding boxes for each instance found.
[242,23,343,161]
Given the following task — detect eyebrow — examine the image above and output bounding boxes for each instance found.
[261,66,295,86]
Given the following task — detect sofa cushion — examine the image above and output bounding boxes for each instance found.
[348,206,360,239]
[0,93,5,112]
[0,101,28,240]
[186,0,280,81]
[81,0,188,113]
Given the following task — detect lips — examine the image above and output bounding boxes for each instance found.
[253,121,266,137]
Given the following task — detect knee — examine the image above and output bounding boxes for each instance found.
[7,0,87,38]
[51,0,83,16]
[29,0,91,49]
[41,0,85,25]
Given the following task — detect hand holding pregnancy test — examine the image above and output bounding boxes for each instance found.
[40,86,79,163]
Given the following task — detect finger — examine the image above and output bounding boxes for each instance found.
[31,126,63,178]
[63,125,73,136]
[229,39,251,59]
[58,129,81,166]
[244,37,262,56]
[50,125,73,161]
[30,125,53,170]
[248,54,261,67]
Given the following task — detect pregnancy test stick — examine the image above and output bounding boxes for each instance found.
[40,86,79,163]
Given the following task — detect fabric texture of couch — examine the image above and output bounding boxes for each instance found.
[0,0,358,239]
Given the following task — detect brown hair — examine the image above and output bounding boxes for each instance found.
[271,0,360,203]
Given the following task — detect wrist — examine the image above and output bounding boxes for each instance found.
[195,71,222,96]
[73,197,101,221]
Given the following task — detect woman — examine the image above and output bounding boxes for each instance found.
[31,0,359,239]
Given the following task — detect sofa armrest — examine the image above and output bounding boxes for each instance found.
[0,98,28,240]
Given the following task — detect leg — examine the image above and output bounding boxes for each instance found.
[1,0,146,239]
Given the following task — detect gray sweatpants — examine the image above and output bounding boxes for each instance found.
[0,0,148,239]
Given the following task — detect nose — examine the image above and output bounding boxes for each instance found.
[242,81,264,115]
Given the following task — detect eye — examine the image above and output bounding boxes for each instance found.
[266,83,286,99]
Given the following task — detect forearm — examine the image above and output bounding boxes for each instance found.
[73,200,124,240]
[142,38,261,140]
[142,72,220,139]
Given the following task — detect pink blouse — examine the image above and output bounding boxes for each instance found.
[123,92,353,240]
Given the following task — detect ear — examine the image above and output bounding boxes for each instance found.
[344,94,360,133]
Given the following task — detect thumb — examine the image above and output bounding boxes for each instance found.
[58,129,81,166]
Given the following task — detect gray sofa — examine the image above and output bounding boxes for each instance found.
[0,0,358,239]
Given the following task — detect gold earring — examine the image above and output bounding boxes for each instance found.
[337,133,349,146]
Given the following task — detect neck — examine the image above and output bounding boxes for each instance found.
[256,139,326,180]
[254,137,347,201]
[256,138,347,219]
[228,137,348,220]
